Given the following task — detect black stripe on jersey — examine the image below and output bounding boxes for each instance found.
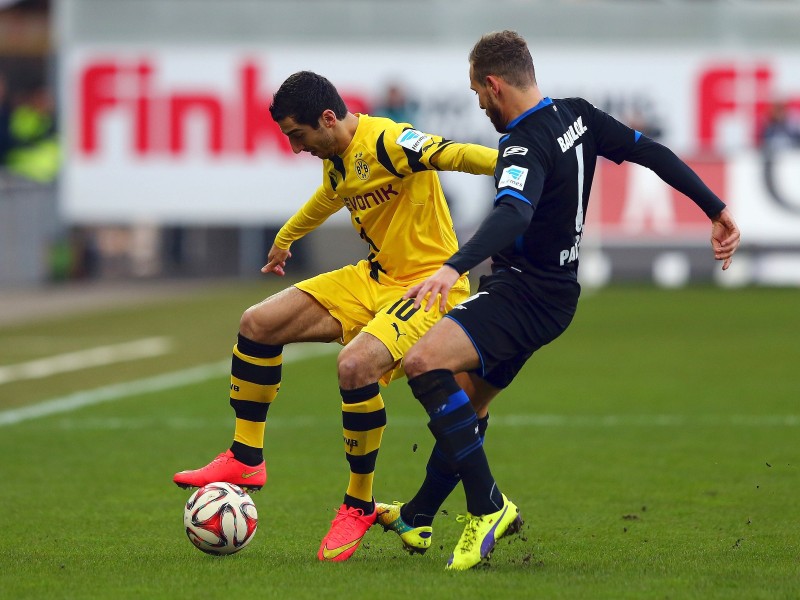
[232,355,282,385]
[402,145,427,172]
[376,131,404,179]
[400,127,427,173]
[329,155,346,191]
[429,140,454,170]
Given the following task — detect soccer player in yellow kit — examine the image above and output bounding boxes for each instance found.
[173,71,497,562]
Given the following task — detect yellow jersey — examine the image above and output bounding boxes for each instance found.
[275,114,497,284]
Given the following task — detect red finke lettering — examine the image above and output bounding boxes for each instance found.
[78,59,370,158]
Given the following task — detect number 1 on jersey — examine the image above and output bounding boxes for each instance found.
[575,143,584,233]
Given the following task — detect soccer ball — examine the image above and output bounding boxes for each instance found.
[183,482,258,555]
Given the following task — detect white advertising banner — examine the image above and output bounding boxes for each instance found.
[728,151,800,243]
[60,45,800,243]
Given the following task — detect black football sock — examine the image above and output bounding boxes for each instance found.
[230,441,264,467]
[401,414,489,527]
[409,370,502,516]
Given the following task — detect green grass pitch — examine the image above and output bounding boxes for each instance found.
[0,281,798,599]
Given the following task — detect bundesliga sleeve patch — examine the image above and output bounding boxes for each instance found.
[396,129,431,152]
[498,165,528,191]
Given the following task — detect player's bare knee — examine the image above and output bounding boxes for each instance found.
[337,350,371,389]
[238,307,258,339]
[404,346,433,380]
[239,306,274,343]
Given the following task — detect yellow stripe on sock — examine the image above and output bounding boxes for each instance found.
[341,394,384,414]
[233,418,266,449]
[233,345,282,367]
[230,375,279,404]
[342,426,386,456]
[347,472,375,504]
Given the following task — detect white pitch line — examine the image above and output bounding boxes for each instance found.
[0,337,173,385]
[0,343,339,427]
[32,412,800,432]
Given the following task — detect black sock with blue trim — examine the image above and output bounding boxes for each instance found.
[401,414,489,527]
[408,370,502,516]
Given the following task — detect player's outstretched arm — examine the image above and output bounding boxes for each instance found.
[404,264,461,313]
[710,208,740,270]
[261,244,292,276]
[625,137,727,223]
[427,141,498,176]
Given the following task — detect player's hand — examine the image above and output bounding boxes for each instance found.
[710,208,740,271]
[404,264,461,312]
[261,244,292,276]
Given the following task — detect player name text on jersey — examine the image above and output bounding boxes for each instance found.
[557,117,588,153]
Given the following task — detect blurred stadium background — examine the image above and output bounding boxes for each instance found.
[1,0,799,291]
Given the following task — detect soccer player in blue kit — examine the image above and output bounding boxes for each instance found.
[377,30,741,570]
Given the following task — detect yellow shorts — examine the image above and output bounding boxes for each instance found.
[295,260,470,384]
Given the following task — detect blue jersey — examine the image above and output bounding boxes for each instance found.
[492,97,638,281]
[443,96,725,387]
[447,96,724,299]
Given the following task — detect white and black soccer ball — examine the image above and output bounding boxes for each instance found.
[183,482,258,555]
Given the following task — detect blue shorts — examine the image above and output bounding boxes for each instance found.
[445,269,578,389]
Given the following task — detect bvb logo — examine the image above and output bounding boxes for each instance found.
[355,158,370,181]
